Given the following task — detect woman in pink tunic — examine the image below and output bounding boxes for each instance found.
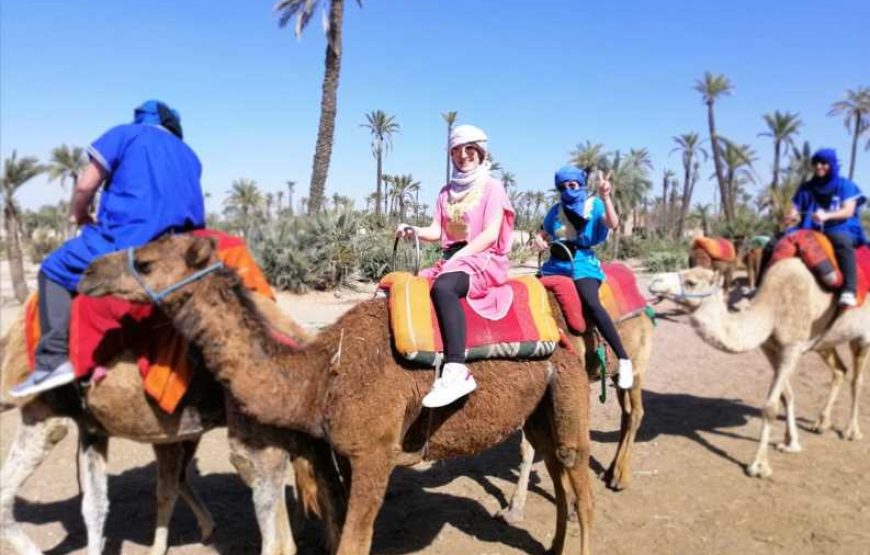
[397,124,515,408]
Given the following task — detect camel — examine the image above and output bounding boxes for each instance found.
[648,258,869,477]
[498,311,654,524]
[689,245,736,291]
[78,234,595,555]
[743,246,764,290]
[0,294,338,555]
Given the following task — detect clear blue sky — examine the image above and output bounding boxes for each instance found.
[2,0,868,214]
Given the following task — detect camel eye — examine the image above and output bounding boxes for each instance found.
[685,278,697,287]
[134,260,153,274]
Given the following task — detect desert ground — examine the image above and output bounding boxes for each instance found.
[1,259,869,554]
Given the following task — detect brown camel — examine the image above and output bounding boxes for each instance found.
[78,234,595,555]
[743,246,764,290]
[648,258,869,477]
[689,246,736,291]
[498,311,654,524]
[0,294,337,555]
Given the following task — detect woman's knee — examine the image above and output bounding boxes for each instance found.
[431,275,461,302]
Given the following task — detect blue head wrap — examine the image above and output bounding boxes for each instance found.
[555,165,588,211]
[133,100,183,139]
[808,148,840,196]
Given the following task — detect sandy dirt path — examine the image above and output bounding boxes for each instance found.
[1,266,869,554]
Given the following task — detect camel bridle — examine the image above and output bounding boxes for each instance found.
[126,247,224,304]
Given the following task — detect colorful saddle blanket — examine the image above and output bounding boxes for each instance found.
[692,236,737,263]
[378,273,560,366]
[770,230,869,306]
[24,229,301,413]
[538,262,648,335]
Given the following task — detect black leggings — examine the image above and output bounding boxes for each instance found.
[574,278,629,360]
[828,232,858,293]
[431,272,470,364]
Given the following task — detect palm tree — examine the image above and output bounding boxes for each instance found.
[3,152,46,302]
[223,178,265,237]
[689,204,712,236]
[48,144,86,238]
[286,180,296,216]
[759,111,801,191]
[441,111,458,183]
[828,86,870,180]
[719,139,757,219]
[660,169,676,235]
[606,150,653,255]
[387,174,420,222]
[671,132,708,238]
[361,110,399,217]
[274,0,363,214]
[569,141,607,174]
[694,72,733,223]
[499,170,517,190]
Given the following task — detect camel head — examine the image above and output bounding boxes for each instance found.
[647,266,720,309]
[79,235,220,306]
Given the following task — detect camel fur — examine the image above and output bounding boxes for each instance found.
[498,310,654,524]
[78,234,595,555]
[743,246,764,290]
[689,246,736,291]
[0,294,335,555]
[648,258,869,478]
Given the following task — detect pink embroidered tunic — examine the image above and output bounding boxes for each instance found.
[420,178,516,320]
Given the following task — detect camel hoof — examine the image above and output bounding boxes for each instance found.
[495,506,524,524]
[200,521,216,544]
[746,461,772,478]
[812,418,831,434]
[845,427,863,441]
[775,442,802,453]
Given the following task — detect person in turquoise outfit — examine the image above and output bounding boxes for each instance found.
[534,165,634,389]
[12,100,205,397]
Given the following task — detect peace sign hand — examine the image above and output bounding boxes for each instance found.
[598,170,614,198]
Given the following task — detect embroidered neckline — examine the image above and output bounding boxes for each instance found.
[445,181,486,222]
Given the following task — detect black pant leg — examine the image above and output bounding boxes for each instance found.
[574,278,629,360]
[34,271,73,370]
[431,272,470,364]
[827,232,857,293]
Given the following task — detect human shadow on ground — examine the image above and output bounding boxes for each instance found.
[591,389,759,469]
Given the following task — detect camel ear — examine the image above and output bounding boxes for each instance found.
[185,236,216,269]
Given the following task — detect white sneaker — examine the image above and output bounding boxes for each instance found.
[839,292,857,308]
[617,359,634,389]
[422,363,477,408]
[10,361,75,398]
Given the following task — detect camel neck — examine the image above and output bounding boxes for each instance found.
[171,273,328,436]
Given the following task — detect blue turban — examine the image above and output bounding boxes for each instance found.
[133,100,183,139]
[555,165,588,212]
[554,165,587,188]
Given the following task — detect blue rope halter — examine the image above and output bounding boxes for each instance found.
[126,247,224,304]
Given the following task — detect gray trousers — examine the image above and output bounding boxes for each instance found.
[34,271,73,370]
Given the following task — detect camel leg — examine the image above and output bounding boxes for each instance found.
[775,380,802,453]
[845,341,869,441]
[335,454,393,555]
[812,349,848,434]
[0,406,70,555]
[150,443,185,555]
[176,440,215,543]
[238,446,295,555]
[496,432,535,524]
[79,431,110,555]
[747,344,802,478]
[607,373,645,490]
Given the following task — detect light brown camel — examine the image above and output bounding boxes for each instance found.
[0,294,337,555]
[689,246,736,291]
[78,234,595,555]
[648,258,869,477]
[498,311,654,524]
[743,246,764,290]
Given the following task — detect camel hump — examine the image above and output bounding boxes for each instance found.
[692,236,737,263]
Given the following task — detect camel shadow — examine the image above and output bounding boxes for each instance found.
[13,461,327,555]
[591,389,758,470]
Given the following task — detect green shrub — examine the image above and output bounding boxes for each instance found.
[28,228,63,263]
[644,250,687,273]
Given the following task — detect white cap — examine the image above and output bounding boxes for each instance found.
[449,124,488,157]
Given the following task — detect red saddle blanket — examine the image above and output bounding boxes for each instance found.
[378,273,560,366]
[692,236,737,263]
[24,229,288,413]
[770,230,869,306]
[539,262,648,335]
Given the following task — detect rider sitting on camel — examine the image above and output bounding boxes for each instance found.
[396,124,515,408]
[12,100,206,397]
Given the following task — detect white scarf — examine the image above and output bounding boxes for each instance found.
[449,160,491,201]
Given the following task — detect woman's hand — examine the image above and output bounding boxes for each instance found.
[598,170,613,198]
[532,232,549,252]
[812,210,829,225]
[395,223,416,239]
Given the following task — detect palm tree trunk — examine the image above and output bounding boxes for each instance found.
[848,113,861,180]
[375,152,383,217]
[707,101,730,224]
[4,202,29,303]
[771,139,781,191]
[306,0,345,215]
